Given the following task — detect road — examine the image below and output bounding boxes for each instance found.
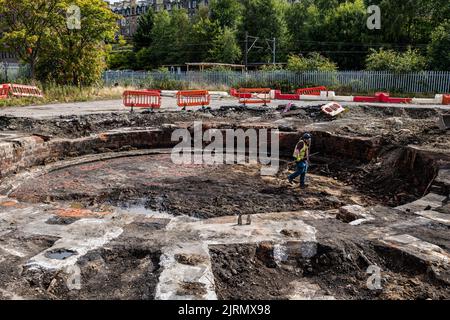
[0,96,447,119]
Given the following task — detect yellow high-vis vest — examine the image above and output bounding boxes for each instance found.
[294,142,308,162]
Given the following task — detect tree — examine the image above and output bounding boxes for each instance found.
[240,0,289,63]
[210,0,243,30]
[0,0,66,79]
[168,9,191,63]
[286,53,337,72]
[137,11,171,69]
[137,9,191,69]
[209,27,242,63]
[188,17,221,62]
[366,0,445,45]
[285,0,320,53]
[133,8,155,51]
[366,48,427,72]
[322,0,367,69]
[36,0,118,85]
[427,21,450,70]
[0,0,117,84]
[193,3,210,23]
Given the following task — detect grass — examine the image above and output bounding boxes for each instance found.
[0,84,134,108]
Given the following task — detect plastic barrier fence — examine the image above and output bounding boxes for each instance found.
[237,88,271,106]
[8,84,43,98]
[123,90,161,111]
[274,90,300,100]
[230,88,251,99]
[177,90,211,109]
[0,83,43,99]
[296,86,327,96]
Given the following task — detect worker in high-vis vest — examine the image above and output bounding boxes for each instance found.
[288,133,312,188]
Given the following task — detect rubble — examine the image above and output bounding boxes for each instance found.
[336,205,373,223]
[438,113,450,130]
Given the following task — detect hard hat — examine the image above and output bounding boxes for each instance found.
[302,132,312,140]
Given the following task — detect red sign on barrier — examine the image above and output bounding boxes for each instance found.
[123,90,161,111]
[177,90,211,109]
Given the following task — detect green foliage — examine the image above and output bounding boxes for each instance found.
[0,0,66,78]
[286,53,338,72]
[239,0,289,63]
[323,0,367,69]
[37,0,118,86]
[259,64,284,71]
[427,20,450,71]
[210,0,243,30]
[133,9,155,51]
[208,27,242,64]
[108,49,137,70]
[367,0,448,45]
[189,16,221,62]
[139,9,191,68]
[114,0,449,71]
[366,48,427,73]
[0,0,118,85]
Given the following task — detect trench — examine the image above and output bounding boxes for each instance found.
[0,110,449,300]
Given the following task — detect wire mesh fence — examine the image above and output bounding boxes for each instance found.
[0,63,31,83]
[103,70,450,93]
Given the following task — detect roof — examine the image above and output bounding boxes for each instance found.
[185,62,245,68]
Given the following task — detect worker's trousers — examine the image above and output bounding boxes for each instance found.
[288,160,308,187]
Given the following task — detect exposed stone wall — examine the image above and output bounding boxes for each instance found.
[0,129,174,180]
[0,126,444,200]
[399,147,450,196]
[278,131,382,162]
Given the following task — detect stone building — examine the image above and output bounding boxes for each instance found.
[110,0,209,38]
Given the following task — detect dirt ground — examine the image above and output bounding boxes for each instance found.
[0,104,449,300]
[9,154,380,218]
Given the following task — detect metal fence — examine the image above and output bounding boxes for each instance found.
[103,70,450,93]
[0,63,30,82]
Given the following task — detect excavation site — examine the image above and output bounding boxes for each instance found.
[0,104,449,300]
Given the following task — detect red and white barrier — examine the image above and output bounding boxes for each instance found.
[123,89,161,111]
[8,84,43,98]
[443,94,450,105]
[354,92,412,104]
[0,83,43,99]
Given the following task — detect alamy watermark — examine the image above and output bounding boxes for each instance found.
[67,4,81,30]
[366,265,382,290]
[367,5,381,30]
[65,264,82,290]
[171,121,280,176]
